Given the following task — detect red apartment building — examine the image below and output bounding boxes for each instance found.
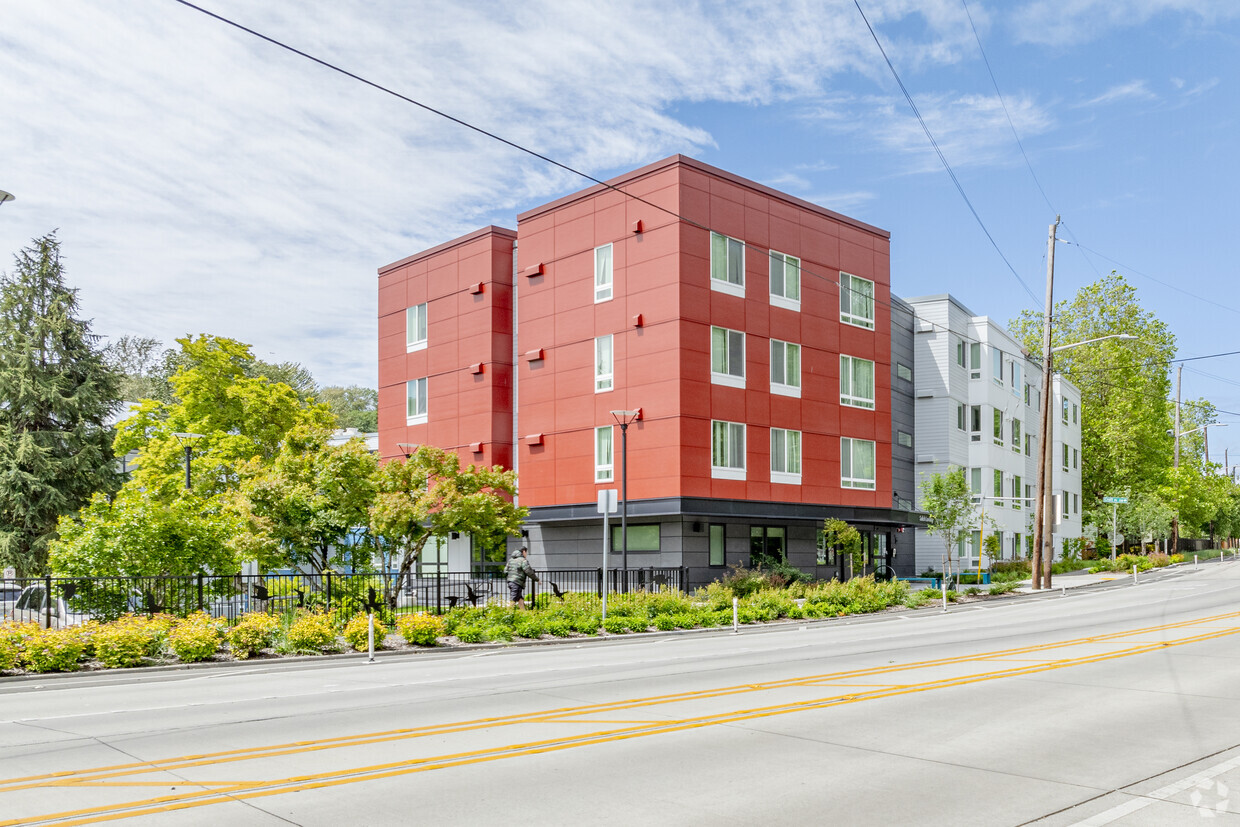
[378,156,919,586]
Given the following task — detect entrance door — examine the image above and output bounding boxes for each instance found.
[749,526,786,569]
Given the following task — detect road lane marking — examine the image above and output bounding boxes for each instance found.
[1070,755,1240,825]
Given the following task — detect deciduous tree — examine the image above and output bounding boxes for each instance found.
[919,466,975,569]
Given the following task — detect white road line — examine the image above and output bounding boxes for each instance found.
[1070,755,1240,825]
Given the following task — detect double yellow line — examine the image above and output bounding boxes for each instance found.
[6,609,1240,825]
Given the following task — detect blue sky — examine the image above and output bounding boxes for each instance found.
[2,1,1238,458]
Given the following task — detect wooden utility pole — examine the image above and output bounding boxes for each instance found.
[1032,216,1059,590]
[1172,366,1182,552]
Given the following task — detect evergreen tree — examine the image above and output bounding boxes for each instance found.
[0,233,121,575]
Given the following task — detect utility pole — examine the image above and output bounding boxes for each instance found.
[1032,216,1059,590]
[1172,366,1182,552]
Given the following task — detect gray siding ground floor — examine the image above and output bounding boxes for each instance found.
[518,497,922,590]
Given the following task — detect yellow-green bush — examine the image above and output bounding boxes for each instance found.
[24,627,87,673]
[225,612,281,659]
[93,622,151,669]
[0,622,35,671]
[397,612,445,647]
[284,612,339,653]
[343,613,388,652]
[167,612,223,663]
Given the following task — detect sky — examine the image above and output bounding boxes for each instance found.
[2,0,1239,459]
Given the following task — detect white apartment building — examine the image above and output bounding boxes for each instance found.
[904,294,1082,574]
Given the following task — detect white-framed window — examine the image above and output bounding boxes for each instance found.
[770,428,802,485]
[406,377,427,425]
[1074,492,1080,514]
[1025,383,1032,405]
[710,232,744,297]
[595,243,613,303]
[841,437,876,490]
[957,402,966,431]
[1073,447,1079,469]
[1072,403,1078,424]
[770,339,801,397]
[956,338,966,368]
[711,326,745,388]
[840,355,875,409]
[969,342,982,380]
[1062,398,1069,423]
[992,347,1003,386]
[1063,443,1070,471]
[1012,362,1022,394]
[1012,419,1021,453]
[769,250,800,310]
[994,469,1004,506]
[406,303,427,352]
[595,425,614,482]
[594,335,613,393]
[840,272,875,329]
[1012,475,1023,510]
[993,408,1004,446]
[711,420,746,480]
[970,405,982,442]
[1026,433,1035,457]
[970,467,982,495]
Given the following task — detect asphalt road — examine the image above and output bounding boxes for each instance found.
[4,562,1240,825]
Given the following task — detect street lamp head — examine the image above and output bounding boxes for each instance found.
[396,442,418,458]
[0,191,13,206]
[171,432,206,446]
[610,409,641,426]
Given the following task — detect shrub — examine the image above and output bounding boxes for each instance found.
[603,616,630,634]
[989,581,1018,595]
[964,587,981,596]
[513,615,547,639]
[397,612,445,647]
[25,627,86,673]
[0,623,32,671]
[283,612,339,654]
[454,624,485,643]
[226,612,282,659]
[570,615,600,635]
[652,614,678,631]
[480,622,512,642]
[670,612,697,629]
[545,618,574,637]
[93,622,151,668]
[168,613,223,663]
[343,613,388,652]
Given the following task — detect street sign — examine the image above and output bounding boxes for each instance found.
[597,489,618,514]
[1,567,13,580]
[1114,534,1125,546]
[1103,496,1129,504]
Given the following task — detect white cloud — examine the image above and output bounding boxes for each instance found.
[1078,81,1157,107]
[1011,0,1240,47]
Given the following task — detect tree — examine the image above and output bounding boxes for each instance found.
[316,385,378,432]
[919,467,976,570]
[103,334,164,402]
[233,429,378,574]
[821,517,862,577]
[1116,492,1174,554]
[370,446,526,609]
[1009,272,1176,518]
[0,233,122,575]
[113,335,336,501]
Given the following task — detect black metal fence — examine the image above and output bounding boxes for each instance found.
[3,567,691,627]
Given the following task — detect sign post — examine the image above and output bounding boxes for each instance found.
[1103,496,1128,560]
[597,489,618,624]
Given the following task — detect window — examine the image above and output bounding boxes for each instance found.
[1012,362,1021,394]
[956,403,966,431]
[992,347,1003,385]
[840,272,875,329]
[406,303,427,352]
[769,251,800,309]
[406,378,427,424]
[770,428,802,484]
[970,467,982,495]
[611,524,660,551]
[1025,383,1031,405]
[1063,443,1070,471]
[750,526,786,567]
[1012,419,1021,452]
[419,536,447,576]
[897,362,913,382]
[709,524,726,566]
[1074,493,1080,514]
[711,421,745,479]
[970,405,982,442]
[969,342,982,379]
[594,243,613,302]
[1013,533,1022,559]
[1026,484,1034,512]
[595,426,614,482]
[1072,403,1078,424]
[1073,447,1079,469]
[956,339,966,367]
[710,232,744,295]
[993,469,1004,506]
[1012,475,1023,510]
[840,355,875,409]
[817,530,835,565]
[1026,433,1034,457]
[897,431,913,448]
[993,408,1004,446]
[1062,398,1069,423]
[594,335,613,392]
[841,437,876,489]
[771,340,801,396]
[711,326,745,387]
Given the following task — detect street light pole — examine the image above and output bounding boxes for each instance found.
[172,432,205,490]
[1032,217,1059,590]
[610,409,640,588]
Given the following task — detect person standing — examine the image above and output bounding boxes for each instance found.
[505,546,539,609]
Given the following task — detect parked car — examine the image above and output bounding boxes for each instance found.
[0,583,24,616]
[7,584,86,629]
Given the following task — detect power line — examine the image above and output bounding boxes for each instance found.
[1173,349,1240,364]
[852,0,1040,306]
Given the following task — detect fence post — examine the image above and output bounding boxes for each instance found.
[197,572,204,612]
[597,567,604,599]
[681,566,689,593]
[44,574,53,629]
[435,571,442,615]
[326,570,333,610]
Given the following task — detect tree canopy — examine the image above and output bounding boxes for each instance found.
[919,466,975,566]
[0,233,122,575]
